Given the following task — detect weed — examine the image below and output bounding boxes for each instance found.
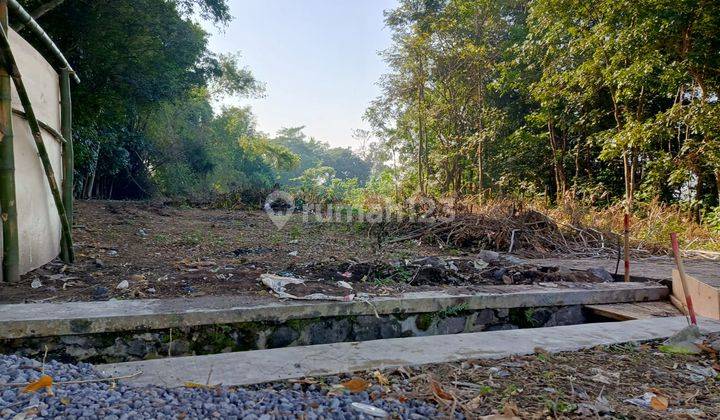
[437,303,468,318]
[545,399,577,414]
[177,231,203,246]
[154,233,172,244]
[374,277,396,287]
[289,225,302,240]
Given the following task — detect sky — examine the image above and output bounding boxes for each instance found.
[201,0,398,149]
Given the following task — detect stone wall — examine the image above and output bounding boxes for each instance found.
[0,305,586,364]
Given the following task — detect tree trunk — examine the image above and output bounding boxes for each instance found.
[417,81,426,195]
[477,136,484,199]
[547,121,566,201]
[715,169,720,207]
[85,155,98,199]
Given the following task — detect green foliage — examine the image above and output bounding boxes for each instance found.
[30,0,298,201]
[367,0,720,216]
[273,127,372,186]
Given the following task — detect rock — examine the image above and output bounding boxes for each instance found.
[267,326,299,349]
[492,268,508,282]
[65,346,97,361]
[352,316,401,341]
[351,402,388,418]
[587,267,614,282]
[500,255,524,265]
[168,340,191,355]
[31,278,42,289]
[102,338,129,358]
[308,319,351,345]
[91,286,109,300]
[116,280,129,290]
[473,309,498,328]
[127,339,148,357]
[436,316,466,335]
[477,250,499,263]
[545,306,585,327]
[529,308,553,326]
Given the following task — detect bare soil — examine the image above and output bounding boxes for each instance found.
[2,201,643,304]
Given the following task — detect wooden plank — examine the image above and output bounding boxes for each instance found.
[672,269,720,320]
[585,301,682,321]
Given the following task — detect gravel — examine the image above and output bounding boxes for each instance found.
[0,355,448,419]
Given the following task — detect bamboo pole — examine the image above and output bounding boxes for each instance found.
[0,0,19,282]
[0,27,73,262]
[7,0,79,83]
[60,68,72,262]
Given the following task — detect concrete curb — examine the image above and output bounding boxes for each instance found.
[98,316,720,387]
[0,282,668,338]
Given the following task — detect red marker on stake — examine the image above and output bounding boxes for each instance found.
[671,233,697,325]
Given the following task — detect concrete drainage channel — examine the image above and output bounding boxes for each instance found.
[0,282,669,365]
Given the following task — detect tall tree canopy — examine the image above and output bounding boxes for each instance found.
[368,0,720,219]
[15,0,293,199]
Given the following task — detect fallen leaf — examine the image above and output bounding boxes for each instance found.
[373,370,389,386]
[650,395,668,411]
[342,377,370,393]
[22,375,53,393]
[466,394,484,411]
[503,402,520,416]
[430,380,454,401]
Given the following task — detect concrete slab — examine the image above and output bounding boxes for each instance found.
[98,316,720,387]
[0,282,668,339]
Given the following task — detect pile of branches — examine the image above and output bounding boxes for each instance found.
[380,204,621,258]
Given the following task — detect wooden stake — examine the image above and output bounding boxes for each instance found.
[0,27,73,262]
[60,68,73,262]
[0,0,19,282]
[671,233,697,325]
[623,213,630,282]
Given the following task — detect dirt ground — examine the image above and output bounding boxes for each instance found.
[1,201,655,304]
[296,335,720,419]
